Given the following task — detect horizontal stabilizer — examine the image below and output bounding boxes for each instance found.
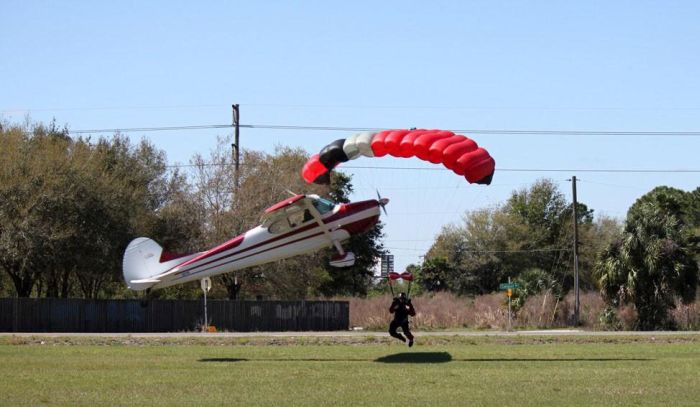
[128,278,161,290]
[123,237,199,291]
[130,278,161,284]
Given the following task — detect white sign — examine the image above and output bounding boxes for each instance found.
[200,277,212,293]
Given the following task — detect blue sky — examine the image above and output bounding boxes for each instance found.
[2,1,699,272]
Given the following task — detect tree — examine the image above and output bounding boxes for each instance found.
[415,257,454,292]
[628,186,700,258]
[0,121,182,298]
[0,122,74,296]
[503,179,594,290]
[596,195,698,330]
[422,179,605,297]
[186,141,332,299]
[188,139,384,299]
[512,268,562,310]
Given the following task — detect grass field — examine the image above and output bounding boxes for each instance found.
[1,335,698,406]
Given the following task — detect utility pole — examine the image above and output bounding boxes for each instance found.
[571,175,580,326]
[231,104,242,299]
[232,104,240,191]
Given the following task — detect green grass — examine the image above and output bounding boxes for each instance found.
[0,335,698,406]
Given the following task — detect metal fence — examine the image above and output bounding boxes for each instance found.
[0,298,349,333]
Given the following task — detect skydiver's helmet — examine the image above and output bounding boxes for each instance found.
[398,292,407,303]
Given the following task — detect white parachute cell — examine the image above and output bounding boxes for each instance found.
[342,133,361,160]
[354,132,375,158]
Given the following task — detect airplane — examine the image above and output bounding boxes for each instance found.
[122,194,388,291]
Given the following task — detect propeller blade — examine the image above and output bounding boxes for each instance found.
[376,189,389,216]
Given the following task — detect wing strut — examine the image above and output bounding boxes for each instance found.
[303,199,355,267]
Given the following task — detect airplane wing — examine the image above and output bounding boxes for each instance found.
[261,195,310,224]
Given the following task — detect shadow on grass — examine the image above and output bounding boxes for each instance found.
[199,355,653,364]
[373,353,654,364]
[199,358,368,363]
[375,352,453,363]
[199,352,454,364]
[199,358,249,362]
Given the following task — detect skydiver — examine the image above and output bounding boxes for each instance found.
[389,292,416,347]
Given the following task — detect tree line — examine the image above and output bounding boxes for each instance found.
[413,179,699,329]
[0,121,383,300]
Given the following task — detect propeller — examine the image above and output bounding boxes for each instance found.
[376,190,389,216]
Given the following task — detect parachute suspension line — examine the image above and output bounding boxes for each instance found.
[407,279,412,300]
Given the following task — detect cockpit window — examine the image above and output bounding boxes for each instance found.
[312,197,336,215]
[263,196,337,234]
[268,217,291,234]
[267,207,313,234]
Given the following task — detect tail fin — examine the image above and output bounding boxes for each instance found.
[122,237,196,291]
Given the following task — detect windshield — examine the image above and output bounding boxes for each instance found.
[312,197,336,215]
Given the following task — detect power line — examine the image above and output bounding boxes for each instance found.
[386,247,572,253]
[245,124,700,137]
[70,124,232,134]
[66,123,700,137]
[164,161,700,174]
[344,165,700,174]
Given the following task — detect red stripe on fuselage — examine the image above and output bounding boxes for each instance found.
[173,235,245,270]
[166,199,380,279]
[169,214,380,284]
[173,231,327,280]
[170,222,319,277]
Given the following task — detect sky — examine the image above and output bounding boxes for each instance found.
[2,1,700,273]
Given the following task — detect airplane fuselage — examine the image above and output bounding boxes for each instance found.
[147,199,381,290]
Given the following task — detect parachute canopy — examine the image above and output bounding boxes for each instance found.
[302,129,495,185]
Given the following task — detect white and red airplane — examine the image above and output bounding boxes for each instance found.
[123,194,388,291]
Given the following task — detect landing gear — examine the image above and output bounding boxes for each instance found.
[329,240,356,267]
[329,251,356,267]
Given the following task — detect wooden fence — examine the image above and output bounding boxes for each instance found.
[0,298,349,332]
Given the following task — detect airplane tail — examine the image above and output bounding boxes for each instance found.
[122,237,196,291]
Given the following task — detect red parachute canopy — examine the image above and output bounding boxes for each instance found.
[302,129,495,185]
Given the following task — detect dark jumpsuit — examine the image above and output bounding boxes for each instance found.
[389,299,415,342]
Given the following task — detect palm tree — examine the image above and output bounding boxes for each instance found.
[595,203,698,330]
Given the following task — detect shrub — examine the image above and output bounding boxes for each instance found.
[342,291,696,331]
[671,301,700,330]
